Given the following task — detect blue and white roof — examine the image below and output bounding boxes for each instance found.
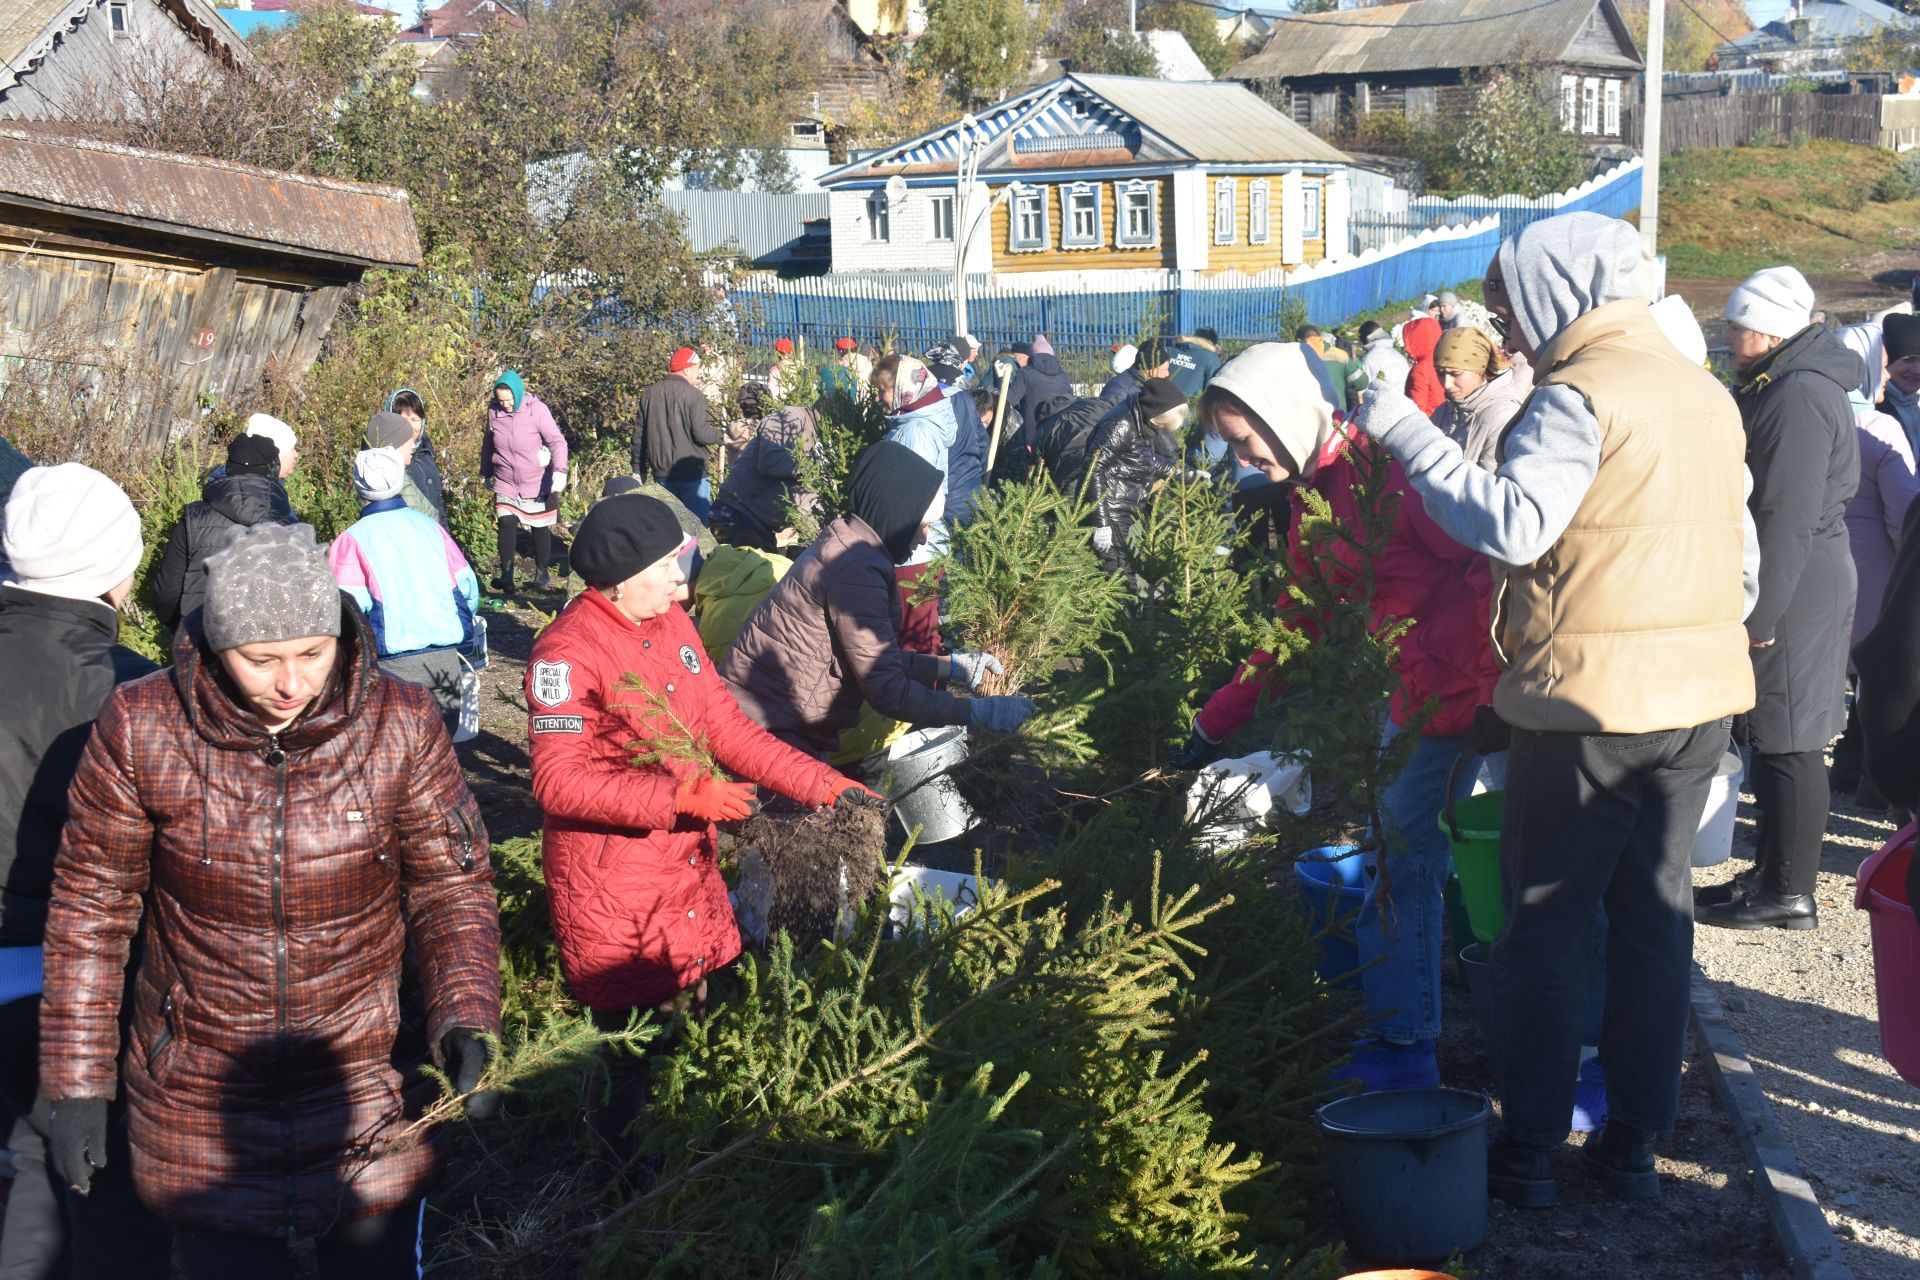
[821,73,1348,188]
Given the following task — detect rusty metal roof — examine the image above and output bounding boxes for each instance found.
[0,128,421,268]
[1232,0,1642,81]
[0,0,250,93]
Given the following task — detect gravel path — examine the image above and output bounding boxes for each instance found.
[1692,785,1920,1280]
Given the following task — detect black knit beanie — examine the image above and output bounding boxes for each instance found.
[571,495,685,587]
[1138,376,1186,419]
[1885,313,1920,365]
[226,433,280,478]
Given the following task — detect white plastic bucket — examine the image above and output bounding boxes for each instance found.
[887,865,986,931]
[885,725,977,845]
[1691,751,1745,868]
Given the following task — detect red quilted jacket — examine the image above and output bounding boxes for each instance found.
[1402,317,1446,416]
[527,589,845,1012]
[1197,434,1496,744]
[40,603,500,1237]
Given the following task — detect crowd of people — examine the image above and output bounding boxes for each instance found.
[5,208,1920,1276]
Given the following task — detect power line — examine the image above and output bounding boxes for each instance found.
[1670,0,1745,50]
[1158,0,1594,33]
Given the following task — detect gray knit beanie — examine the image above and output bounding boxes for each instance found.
[201,522,342,651]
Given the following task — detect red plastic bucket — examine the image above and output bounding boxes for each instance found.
[1854,823,1920,1087]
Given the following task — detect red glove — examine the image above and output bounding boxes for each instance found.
[674,774,756,823]
[826,776,885,811]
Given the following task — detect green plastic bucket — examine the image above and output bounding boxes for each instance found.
[1440,789,1505,944]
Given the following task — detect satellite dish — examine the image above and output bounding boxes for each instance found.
[885,174,909,206]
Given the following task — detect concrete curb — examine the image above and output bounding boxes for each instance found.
[1690,968,1857,1280]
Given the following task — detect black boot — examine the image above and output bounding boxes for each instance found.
[1698,890,1818,931]
[1693,866,1757,908]
[1582,1121,1660,1199]
[1487,1136,1558,1209]
[1856,773,1889,813]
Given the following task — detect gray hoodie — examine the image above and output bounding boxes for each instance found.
[1359,212,1760,615]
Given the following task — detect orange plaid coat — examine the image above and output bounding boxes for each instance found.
[39,603,500,1238]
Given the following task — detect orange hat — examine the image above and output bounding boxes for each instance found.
[669,347,699,373]
[774,337,795,355]
[835,336,857,352]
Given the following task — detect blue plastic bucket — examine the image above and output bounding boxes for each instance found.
[1294,845,1371,986]
[1317,1088,1492,1263]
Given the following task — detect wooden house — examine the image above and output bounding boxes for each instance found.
[0,127,421,438]
[818,74,1353,278]
[1231,0,1643,145]
[0,0,249,122]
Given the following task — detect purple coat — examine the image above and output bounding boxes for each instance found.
[1847,405,1920,660]
[482,392,568,501]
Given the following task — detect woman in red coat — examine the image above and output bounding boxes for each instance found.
[1401,316,1447,416]
[525,494,872,1157]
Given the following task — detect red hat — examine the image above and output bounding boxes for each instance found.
[835,336,857,352]
[669,347,699,373]
[774,337,795,355]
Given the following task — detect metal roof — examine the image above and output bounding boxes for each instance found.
[0,128,421,268]
[1722,0,1915,51]
[0,0,250,92]
[821,74,1348,186]
[662,190,828,264]
[1231,0,1641,81]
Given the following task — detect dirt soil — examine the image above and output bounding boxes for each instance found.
[1692,784,1920,1280]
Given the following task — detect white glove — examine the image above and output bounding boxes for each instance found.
[550,471,568,494]
[949,651,1004,691]
[1353,382,1427,443]
[1091,526,1114,554]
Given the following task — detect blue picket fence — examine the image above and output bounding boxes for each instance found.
[1407,157,1645,242]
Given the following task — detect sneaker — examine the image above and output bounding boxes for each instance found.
[1581,1121,1660,1199]
[1571,1057,1608,1133]
[1329,1039,1439,1094]
[1487,1136,1558,1209]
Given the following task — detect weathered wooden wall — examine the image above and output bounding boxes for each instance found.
[0,225,344,441]
[1623,92,1884,153]
[0,0,221,122]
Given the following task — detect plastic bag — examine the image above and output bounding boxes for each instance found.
[1186,751,1312,853]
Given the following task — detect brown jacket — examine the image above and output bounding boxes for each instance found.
[1493,299,1755,734]
[719,514,970,755]
[39,602,500,1236]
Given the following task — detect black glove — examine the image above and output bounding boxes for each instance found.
[1467,705,1511,757]
[834,786,886,812]
[1166,718,1226,770]
[441,1028,501,1121]
[49,1097,110,1195]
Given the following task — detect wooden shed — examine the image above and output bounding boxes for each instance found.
[0,127,421,438]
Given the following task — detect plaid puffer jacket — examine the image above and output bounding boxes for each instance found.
[39,600,500,1238]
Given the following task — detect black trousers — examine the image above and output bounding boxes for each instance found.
[1491,720,1726,1146]
[172,1201,424,1280]
[0,995,170,1280]
[1749,749,1830,897]
[495,515,551,581]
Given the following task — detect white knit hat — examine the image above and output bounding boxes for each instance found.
[1111,343,1138,375]
[351,447,407,502]
[1726,267,1814,340]
[245,412,297,461]
[3,463,143,602]
[1649,295,1709,367]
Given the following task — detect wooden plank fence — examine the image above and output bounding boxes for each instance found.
[1625,92,1885,155]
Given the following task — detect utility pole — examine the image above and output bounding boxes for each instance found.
[1640,0,1664,260]
[1130,0,1137,35]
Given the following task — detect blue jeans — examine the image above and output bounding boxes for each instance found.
[1358,729,1475,1042]
[664,476,712,524]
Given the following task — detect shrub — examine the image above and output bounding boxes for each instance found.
[1876,149,1920,202]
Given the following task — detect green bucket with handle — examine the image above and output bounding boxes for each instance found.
[1439,752,1506,944]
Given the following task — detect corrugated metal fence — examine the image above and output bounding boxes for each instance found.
[726,160,1642,351]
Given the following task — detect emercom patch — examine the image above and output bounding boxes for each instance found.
[530,715,584,735]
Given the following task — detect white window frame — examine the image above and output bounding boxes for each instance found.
[865,191,890,243]
[1299,177,1324,240]
[1061,182,1102,249]
[1116,179,1158,248]
[929,193,955,242]
[1581,77,1600,134]
[1561,75,1577,132]
[1213,177,1236,245]
[1011,185,1049,252]
[1248,179,1271,246]
[1603,79,1621,136]
[108,0,128,35]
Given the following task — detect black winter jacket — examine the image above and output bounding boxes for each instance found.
[1034,395,1110,501]
[148,473,298,630]
[0,585,156,945]
[1087,399,1178,534]
[410,431,448,523]
[633,373,722,484]
[1018,352,1074,436]
[1736,324,1862,754]
[1099,367,1143,404]
[1858,501,1920,810]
